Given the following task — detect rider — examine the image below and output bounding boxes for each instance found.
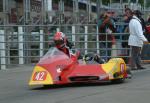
[53,32,74,58]
[53,32,105,64]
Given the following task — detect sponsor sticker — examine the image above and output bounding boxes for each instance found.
[120,63,125,73]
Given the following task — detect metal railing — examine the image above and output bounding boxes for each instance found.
[0,24,130,70]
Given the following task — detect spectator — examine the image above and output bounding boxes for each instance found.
[0,18,3,25]
[122,14,130,48]
[147,15,150,24]
[128,10,148,70]
[120,8,133,63]
[134,10,150,42]
[98,12,116,60]
[146,16,150,36]
[125,8,133,22]
[122,8,133,34]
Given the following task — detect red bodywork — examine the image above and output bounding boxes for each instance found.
[29,47,128,85]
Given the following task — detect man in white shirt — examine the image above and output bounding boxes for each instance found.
[128,10,148,70]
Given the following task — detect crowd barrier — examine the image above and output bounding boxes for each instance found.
[0,25,131,70]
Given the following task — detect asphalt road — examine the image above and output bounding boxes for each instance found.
[0,64,150,103]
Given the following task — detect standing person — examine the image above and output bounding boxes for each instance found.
[120,8,133,63]
[98,12,116,60]
[147,15,150,24]
[128,10,148,70]
[122,8,133,47]
[123,8,133,33]
[125,8,133,22]
[134,10,150,42]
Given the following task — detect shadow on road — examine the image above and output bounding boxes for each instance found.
[30,80,131,90]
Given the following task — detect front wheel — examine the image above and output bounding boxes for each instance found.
[111,78,125,84]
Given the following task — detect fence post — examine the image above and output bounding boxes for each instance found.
[72,26,75,45]
[96,26,100,54]
[18,27,24,64]
[84,26,88,54]
[47,0,53,22]
[56,28,60,32]
[0,30,6,70]
[40,30,44,57]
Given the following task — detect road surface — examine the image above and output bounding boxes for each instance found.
[0,64,150,103]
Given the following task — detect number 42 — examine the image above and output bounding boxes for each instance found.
[33,71,47,81]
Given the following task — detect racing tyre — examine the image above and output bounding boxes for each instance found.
[43,85,51,88]
[111,78,125,84]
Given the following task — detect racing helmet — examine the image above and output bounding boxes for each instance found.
[53,32,67,49]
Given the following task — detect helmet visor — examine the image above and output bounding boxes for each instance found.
[54,40,64,45]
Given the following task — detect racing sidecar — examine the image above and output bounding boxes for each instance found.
[29,47,131,86]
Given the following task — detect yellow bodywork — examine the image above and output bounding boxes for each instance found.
[101,58,126,80]
[29,66,54,85]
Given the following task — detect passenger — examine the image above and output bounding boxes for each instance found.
[84,53,105,64]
